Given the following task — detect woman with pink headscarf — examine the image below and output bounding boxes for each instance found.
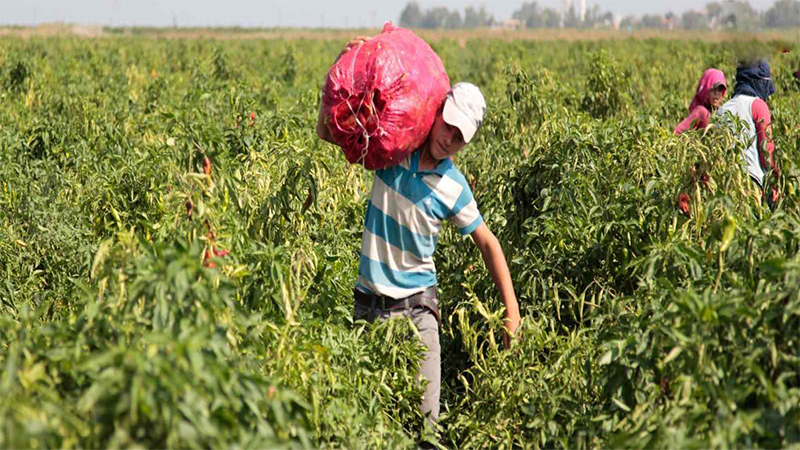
[674,69,727,135]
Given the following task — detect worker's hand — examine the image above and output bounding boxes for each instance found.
[502,310,521,350]
[771,184,780,204]
[336,36,371,62]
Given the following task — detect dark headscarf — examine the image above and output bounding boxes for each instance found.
[733,61,775,101]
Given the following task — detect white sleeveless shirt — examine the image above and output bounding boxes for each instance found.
[718,95,763,187]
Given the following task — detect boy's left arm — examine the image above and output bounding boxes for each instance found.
[470,222,520,349]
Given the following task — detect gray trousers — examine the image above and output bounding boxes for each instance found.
[353,296,441,425]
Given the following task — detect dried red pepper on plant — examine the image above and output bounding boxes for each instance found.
[203,157,212,176]
[700,173,710,188]
[677,192,691,218]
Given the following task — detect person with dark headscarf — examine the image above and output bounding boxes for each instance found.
[675,68,727,135]
[717,61,779,199]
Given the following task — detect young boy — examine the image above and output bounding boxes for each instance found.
[316,37,520,428]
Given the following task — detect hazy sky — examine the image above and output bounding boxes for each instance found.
[0,0,779,28]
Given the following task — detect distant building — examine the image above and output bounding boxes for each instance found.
[501,19,526,30]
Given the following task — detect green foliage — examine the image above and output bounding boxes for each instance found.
[5,59,30,92]
[281,49,298,85]
[1,35,800,449]
[505,65,553,132]
[581,50,630,119]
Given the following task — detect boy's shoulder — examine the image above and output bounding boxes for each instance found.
[436,158,468,185]
[427,159,475,201]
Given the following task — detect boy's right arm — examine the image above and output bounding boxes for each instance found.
[336,36,371,63]
[316,103,335,144]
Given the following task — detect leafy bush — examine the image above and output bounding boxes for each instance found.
[581,49,631,119]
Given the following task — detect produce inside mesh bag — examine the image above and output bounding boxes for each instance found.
[320,22,450,170]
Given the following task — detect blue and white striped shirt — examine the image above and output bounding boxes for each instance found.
[356,149,483,299]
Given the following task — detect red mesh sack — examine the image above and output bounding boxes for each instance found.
[321,22,450,170]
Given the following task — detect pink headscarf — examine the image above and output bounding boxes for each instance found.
[688,69,727,113]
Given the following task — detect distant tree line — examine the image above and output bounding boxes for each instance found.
[399,2,495,29]
[622,0,799,31]
[622,1,770,31]
[399,0,800,31]
[511,2,615,29]
[761,0,800,27]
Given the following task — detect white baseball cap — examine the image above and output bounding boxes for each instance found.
[442,82,486,144]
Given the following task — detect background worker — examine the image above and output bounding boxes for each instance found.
[675,68,727,135]
[717,60,780,202]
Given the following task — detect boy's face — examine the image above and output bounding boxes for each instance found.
[429,113,466,161]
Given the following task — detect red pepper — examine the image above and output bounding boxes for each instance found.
[677,192,691,218]
[203,249,216,268]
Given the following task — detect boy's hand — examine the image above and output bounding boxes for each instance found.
[470,223,521,350]
[502,310,521,349]
[336,36,371,62]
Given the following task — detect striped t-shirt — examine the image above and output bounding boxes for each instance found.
[356,149,483,299]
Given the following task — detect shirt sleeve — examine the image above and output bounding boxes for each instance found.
[674,106,710,135]
[751,99,778,175]
[446,174,484,235]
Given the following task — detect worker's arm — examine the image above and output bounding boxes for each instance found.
[470,222,520,349]
[752,98,778,177]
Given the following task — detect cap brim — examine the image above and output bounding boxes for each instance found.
[442,99,477,143]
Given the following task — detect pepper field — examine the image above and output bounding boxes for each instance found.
[1,31,800,448]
